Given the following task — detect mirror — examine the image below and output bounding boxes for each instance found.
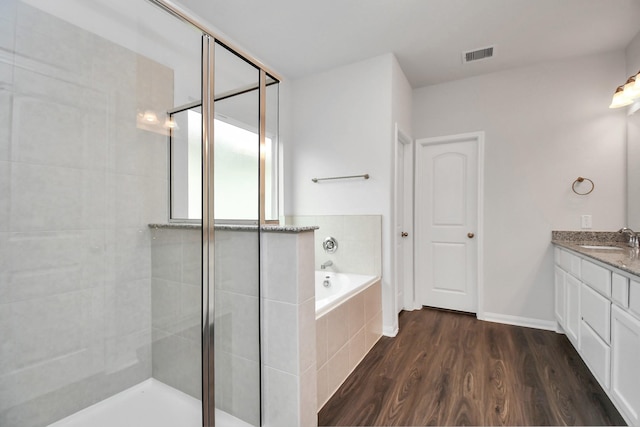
[628,108,640,230]
[627,32,640,230]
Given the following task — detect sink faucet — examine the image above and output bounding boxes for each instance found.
[618,227,639,248]
[321,260,333,270]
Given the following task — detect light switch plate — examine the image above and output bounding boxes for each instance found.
[581,214,592,229]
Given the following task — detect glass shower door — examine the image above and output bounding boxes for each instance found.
[212,42,262,427]
[0,1,205,426]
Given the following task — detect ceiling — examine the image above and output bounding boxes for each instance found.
[174,0,640,88]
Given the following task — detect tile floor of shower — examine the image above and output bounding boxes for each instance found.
[48,379,251,427]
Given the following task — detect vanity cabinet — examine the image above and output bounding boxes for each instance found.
[554,246,640,426]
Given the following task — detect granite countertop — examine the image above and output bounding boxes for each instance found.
[551,230,640,277]
[149,223,318,233]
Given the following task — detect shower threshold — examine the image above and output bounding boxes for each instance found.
[48,378,252,427]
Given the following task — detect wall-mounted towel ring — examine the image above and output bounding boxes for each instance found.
[572,177,594,195]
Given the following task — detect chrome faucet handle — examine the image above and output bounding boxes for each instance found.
[619,227,640,247]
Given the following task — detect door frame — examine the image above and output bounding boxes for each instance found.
[393,124,417,325]
[413,131,485,318]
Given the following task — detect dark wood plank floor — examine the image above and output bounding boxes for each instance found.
[318,308,626,426]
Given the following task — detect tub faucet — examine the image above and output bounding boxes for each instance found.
[618,227,639,248]
[321,260,333,269]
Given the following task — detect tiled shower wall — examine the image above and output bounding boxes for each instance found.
[0,3,170,426]
[213,229,261,426]
[150,227,202,400]
[150,227,262,426]
[286,215,382,276]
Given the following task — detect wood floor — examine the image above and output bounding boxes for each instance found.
[318,308,626,426]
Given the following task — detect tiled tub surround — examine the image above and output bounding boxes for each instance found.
[261,229,318,427]
[286,215,382,276]
[285,216,384,410]
[0,4,171,427]
[316,280,382,410]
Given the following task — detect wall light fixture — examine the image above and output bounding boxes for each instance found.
[610,71,640,108]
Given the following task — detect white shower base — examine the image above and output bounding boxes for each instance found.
[48,379,252,427]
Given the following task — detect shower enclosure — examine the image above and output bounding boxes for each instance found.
[0,0,279,426]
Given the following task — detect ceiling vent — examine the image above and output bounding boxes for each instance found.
[463,46,494,64]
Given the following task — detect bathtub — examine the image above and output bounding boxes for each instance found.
[315,271,378,318]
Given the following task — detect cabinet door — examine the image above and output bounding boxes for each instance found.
[554,266,566,328]
[580,320,610,390]
[581,259,612,297]
[612,273,629,308]
[581,283,611,343]
[566,274,581,348]
[631,280,640,318]
[611,305,640,426]
[558,249,581,277]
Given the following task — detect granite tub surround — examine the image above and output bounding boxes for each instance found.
[552,230,640,276]
[149,223,318,233]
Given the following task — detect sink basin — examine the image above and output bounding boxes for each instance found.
[579,245,623,251]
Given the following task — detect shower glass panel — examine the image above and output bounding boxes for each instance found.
[213,45,260,223]
[264,76,280,223]
[212,42,262,426]
[170,105,202,221]
[0,1,206,426]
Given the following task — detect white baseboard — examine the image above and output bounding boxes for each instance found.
[382,325,398,337]
[480,312,558,331]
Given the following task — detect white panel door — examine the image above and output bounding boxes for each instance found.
[415,134,479,313]
[395,128,415,313]
[395,137,406,313]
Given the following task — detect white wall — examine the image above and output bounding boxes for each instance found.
[626,30,640,75]
[413,51,627,323]
[392,56,413,135]
[286,53,412,334]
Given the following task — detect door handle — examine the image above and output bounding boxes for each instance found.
[401,232,409,238]
[467,232,475,239]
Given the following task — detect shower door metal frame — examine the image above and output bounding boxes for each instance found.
[201,34,216,427]
[144,1,281,426]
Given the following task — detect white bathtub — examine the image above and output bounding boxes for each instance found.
[315,271,378,318]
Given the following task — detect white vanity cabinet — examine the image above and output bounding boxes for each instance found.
[554,246,640,426]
